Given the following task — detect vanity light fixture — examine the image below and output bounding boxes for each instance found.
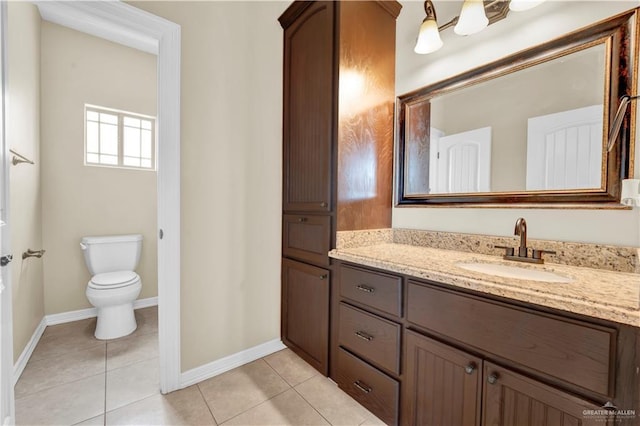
[415,0,546,55]
[607,94,639,152]
[414,0,443,54]
[454,0,488,36]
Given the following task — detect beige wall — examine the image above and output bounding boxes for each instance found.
[395,1,640,246]
[8,3,44,362]
[129,1,285,371]
[40,23,157,315]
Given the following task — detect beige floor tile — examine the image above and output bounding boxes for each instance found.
[15,373,105,426]
[108,307,158,343]
[133,306,158,337]
[31,318,103,362]
[106,357,160,411]
[198,359,291,423]
[106,332,158,371]
[295,375,373,426]
[359,415,386,426]
[73,414,105,425]
[106,385,217,425]
[16,343,106,398]
[223,388,329,426]
[264,349,319,387]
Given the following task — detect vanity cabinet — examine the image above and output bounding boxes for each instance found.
[278,1,400,375]
[332,260,639,426]
[404,330,605,426]
[335,264,403,424]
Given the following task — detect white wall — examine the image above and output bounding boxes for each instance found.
[129,1,286,372]
[394,1,640,246]
[8,2,44,361]
[40,22,157,315]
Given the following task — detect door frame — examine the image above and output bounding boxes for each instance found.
[0,1,14,423]
[34,1,182,393]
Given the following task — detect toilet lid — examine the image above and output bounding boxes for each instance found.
[90,271,139,289]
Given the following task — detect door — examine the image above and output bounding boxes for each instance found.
[526,105,603,190]
[403,330,482,426]
[0,2,14,423]
[482,362,607,426]
[282,2,334,212]
[281,258,329,374]
[432,127,492,193]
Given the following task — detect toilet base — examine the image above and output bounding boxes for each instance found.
[94,303,137,340]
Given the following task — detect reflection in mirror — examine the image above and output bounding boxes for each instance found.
[406,43,605,196]
[397,10,635,206]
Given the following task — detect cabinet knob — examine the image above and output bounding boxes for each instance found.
[353,380,372,394]
[464,363,476,375]
[320,202,328,208]
[487,373,499,384]
[319,274,328,280]
[297,217,307,223]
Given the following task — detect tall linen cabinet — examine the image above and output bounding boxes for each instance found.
[279,1,401,375]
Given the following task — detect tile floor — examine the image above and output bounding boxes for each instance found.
[15,307,384,426]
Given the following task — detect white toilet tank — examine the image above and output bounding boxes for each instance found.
[81,234,143,275]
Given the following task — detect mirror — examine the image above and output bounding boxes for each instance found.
[396,10,636,206]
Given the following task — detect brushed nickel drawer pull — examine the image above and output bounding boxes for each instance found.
[319,274,328,280]
[354,331,373,342]
[487,373,499,384]
[355,284,375,293]
[464,362,476,374]
[353,380,372,394]
[297,217,307,222]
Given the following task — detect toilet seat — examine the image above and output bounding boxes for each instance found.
[89,271,140,290]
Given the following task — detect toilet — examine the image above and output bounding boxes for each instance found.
[80,234,143,340]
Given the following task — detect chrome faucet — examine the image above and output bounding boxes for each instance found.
[495,217,555,264]
[514,217,528,257]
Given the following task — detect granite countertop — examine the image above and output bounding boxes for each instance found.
[329,243,640,327]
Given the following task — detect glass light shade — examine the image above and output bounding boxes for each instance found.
[509,0,545,12]
[454,0,488,36]
[414,18,443,54]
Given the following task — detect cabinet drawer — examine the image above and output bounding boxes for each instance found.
[282,214,331,266]
[407,281,615,396]
[336,348,399,425]
[338,303,401,374]
[340,265,402,317]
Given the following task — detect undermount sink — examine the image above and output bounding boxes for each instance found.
[456,262,573,283]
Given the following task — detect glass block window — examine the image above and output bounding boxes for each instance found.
[85,105,156,170]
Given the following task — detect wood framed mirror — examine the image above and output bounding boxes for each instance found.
[396,9,636,206]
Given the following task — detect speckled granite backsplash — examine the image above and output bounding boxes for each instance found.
[336,228,639,273]
[335,229,393,249]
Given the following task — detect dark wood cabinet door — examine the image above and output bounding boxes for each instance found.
[281,258,330,374]
[282,1,334,213]
[403,330,482,426]
[483,362,608,426]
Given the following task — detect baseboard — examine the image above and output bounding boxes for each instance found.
[133,296,158,309]
[180,339,286,388]
[13,296,159,383]
[45,296,158,326]
[13,317,47,385]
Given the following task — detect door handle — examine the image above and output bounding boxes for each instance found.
[1,254,12,267]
